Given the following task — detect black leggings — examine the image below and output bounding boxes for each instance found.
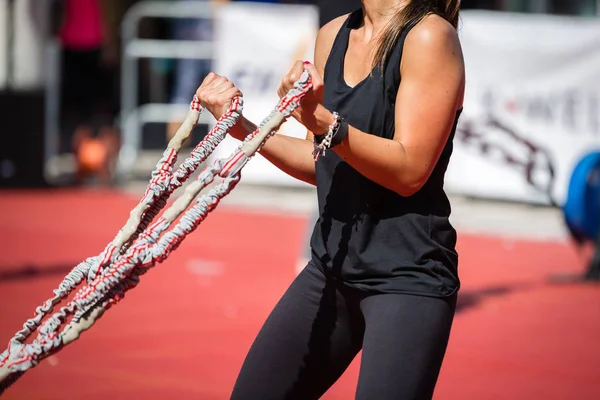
[231,262,457,400]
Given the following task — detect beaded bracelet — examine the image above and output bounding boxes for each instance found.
[312,112,348,161]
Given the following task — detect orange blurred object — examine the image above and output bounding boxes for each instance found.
[76,137,108,173]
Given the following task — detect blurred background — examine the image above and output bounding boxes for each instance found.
[0,0,599,399]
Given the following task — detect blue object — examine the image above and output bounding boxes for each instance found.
[563,151,600,243]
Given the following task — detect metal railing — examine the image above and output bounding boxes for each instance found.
[117,0,215,179]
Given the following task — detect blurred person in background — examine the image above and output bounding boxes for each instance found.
[196,0,464,398]
[56,0,120,186]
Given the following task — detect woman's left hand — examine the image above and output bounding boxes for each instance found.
[277,61,335,136]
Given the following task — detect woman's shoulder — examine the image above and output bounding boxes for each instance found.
[313,14,351,71]
[399,14,465,103]
[399,13,463,75]
[405,14,460,51]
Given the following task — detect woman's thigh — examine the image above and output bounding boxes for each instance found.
[356,292,457,400]
[230,262,364,400]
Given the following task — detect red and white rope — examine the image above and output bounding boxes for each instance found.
[1,94,242,355]
[0,71,312,393]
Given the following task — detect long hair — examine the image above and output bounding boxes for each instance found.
[372,0,460,70]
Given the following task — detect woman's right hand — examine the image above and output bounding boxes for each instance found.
[195,73,242,120]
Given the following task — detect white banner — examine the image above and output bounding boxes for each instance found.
[212,2,319,187]
[449,11,600,205]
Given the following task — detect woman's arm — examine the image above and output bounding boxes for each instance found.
[283,15,465,196]
[227,115,317,185]
[333,16,465,196]
[196,16,347,185]
[195,72,317,184]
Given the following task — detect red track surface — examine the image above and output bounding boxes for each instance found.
[0,190,599,399]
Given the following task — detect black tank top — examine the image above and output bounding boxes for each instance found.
[309,9,461,298]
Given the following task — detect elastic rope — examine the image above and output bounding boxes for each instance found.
[0,72,311,389]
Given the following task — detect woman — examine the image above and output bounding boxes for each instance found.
[196,0,464,398]
[58,0,119,185]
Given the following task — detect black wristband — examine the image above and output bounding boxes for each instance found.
[313,133,325,145]
[330,119,349,148]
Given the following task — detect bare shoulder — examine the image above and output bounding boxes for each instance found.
[404,13,461,56]
[319,14,349,39]
[314,14,350,70]
[399,14,465,108]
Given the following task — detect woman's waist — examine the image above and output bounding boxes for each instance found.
[311,214,457,258]
[316,173,451,217]
[309,230,459,294]
[315,196,452,226]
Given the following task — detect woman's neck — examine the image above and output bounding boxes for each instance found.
[360,0,409,41]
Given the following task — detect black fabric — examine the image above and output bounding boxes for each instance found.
[231,262,456,400]
[309,10,461,298]
[316,0,362,27]
[61,48,104,122]
[330,118,349,147]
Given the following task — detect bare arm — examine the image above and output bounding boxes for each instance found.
[283,15,465,196]
[333,17,464,196]
[229,15,347,185]
[195,73,317,184]
[227,116,317,185]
